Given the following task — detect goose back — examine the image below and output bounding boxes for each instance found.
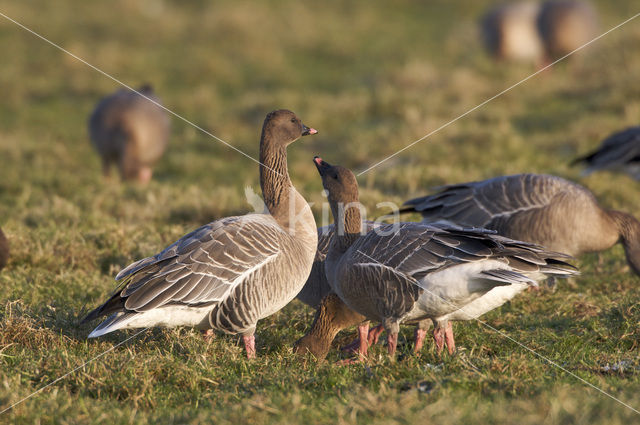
[403,174,620,256]
[573,126,640,180]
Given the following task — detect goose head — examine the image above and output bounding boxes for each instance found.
[314,157,363,237]
[262,109,317,147]
[313,156,359,206]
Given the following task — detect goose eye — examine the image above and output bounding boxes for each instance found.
[290,118,296,123]
[331,172,339,180]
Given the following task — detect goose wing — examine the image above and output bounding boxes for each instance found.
[346,222,575,287]
[573,127,640,171]
[402,174,577,228]
[84,214,281,321]
[340,223,576,318]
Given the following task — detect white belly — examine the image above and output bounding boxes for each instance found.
[119,305,212,329]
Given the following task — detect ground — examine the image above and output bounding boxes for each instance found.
[1,0,640,423]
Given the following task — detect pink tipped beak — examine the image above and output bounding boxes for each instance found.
[313,156,323,166]
[302,124,318,136]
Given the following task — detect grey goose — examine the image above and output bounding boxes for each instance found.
[89,84,170,183]
[296,158,577,360]
[403,174,640,277]
[83,110,318,358]
[572,126,640,180]
[481,2,544,64]
[0,227,8,271]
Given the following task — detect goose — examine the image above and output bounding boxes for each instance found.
[0,227,8,271]
[89,84,170,183]
[537,0,598,61]
[82,110,318,358]
[402,174,640,277]
[297,158,576,360]
[572,126,640,180]
[481,2,544,64]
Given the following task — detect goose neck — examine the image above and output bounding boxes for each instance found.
[610,210,640,276]
[259,140,291,212]
[259,137,316,240]
[331,202,363,252]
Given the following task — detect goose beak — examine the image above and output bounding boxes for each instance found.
[313,156,332,175]
[302,124,318,136]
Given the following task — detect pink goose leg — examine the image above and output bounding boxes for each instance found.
[413,327,428,353]
[444,322,456,355]
[243,334,256,359]
[341,324,384,353]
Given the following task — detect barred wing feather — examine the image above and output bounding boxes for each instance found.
[91,215,281,317]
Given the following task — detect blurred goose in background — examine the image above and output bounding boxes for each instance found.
[572,126,640,180]
[89,84,170,183]
[0,227,8,271]
[83,110,318,359]
[537,0,598,61]
[403,174,640,277]
[296,158,576,361]
[481,2,544,64]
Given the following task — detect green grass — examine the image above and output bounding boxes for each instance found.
[1,0,640,423]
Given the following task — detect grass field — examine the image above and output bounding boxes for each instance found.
[1,0,640,423]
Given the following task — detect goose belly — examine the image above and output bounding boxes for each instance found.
[408,260,517,319]
[210,246,315,335]
[441,282,528,322]
[121,305,212,329]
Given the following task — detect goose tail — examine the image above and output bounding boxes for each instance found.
[87,313,137,338]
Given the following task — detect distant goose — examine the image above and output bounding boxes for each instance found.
[537,0,598,60]
[572,126,640,180]
[481,2,544,64]
[83,110,318,358]
[402,174,640,277]
[296,158,576,360]
[0,227,8,271]
[89,84,170,183]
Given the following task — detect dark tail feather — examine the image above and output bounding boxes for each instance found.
[570,150,596,166]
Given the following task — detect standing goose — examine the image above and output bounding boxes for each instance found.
[572,126,640,180]
[402,174,640,277]
[299,158,576,360]
[481,2,544,64]
[89,84,170,183]
[83,110,318,358]
[537,0,598,61]
[0,227,8,271]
